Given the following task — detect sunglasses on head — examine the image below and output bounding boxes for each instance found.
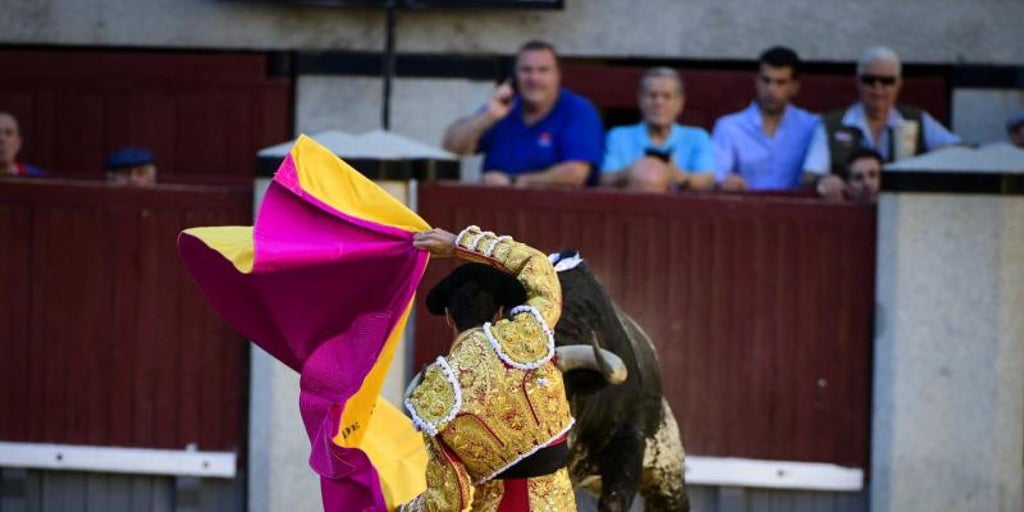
[860,74,897,86]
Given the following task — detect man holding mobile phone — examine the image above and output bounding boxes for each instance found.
[600,67,716,193]
[441,40,604,188]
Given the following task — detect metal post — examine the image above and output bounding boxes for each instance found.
[381,0,398,130]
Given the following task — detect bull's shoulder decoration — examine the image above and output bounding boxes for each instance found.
[548,250,584,272]
[405,357,463,437]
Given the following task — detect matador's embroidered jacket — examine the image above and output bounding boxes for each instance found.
[401,226,576,511]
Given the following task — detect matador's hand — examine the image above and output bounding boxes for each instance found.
[413,228,457,258]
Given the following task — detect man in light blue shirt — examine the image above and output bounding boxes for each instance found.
[711,47,838,194]
[803,46,961,181]
[601,67,715,192]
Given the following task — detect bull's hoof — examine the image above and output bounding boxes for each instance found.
[598,491,631,512]
[574,488,645,512]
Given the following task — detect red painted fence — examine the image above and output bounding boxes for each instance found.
[0,49,291,184]
[0,179,250,451]
[414,184,876,468]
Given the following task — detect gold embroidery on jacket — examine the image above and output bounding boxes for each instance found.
[404,226,575,511]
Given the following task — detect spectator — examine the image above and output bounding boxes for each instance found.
[846,148,882,202]
[601,67,715,193]
[711,47,828,194]
[106,147,157,186]
[0,112,45,177]
[1007,110,1024,149]
[804,46,960,198]
[442,40,603,188]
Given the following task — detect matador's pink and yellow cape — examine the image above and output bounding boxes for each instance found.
[178,135,428,511]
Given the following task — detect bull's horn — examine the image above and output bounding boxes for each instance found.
[555,345,628,385]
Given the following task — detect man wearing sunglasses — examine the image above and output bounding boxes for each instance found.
[804,46,960,198]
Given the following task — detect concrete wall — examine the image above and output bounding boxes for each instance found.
[952,89,1024,146]
[296,75,487,181]
[873,193,1024,512]
[5,0,1021,172]
[248,348,320,512]
[2,0,1023,65]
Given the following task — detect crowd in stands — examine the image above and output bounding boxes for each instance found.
[5,41,1022,198]
[0,109,158,187]
[442,41,994,202]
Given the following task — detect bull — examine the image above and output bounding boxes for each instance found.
[549,251,689,512]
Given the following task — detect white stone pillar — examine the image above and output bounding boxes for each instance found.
[872,191,1023,512]
[247,177,321,512]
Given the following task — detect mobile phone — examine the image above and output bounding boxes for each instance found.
[499,60,519,97]
[644,147,672,163]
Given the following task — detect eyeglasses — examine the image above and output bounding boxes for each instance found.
[859,74,897,86]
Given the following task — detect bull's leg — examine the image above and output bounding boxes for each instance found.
[597,425,645,512]
[640,398,689,511]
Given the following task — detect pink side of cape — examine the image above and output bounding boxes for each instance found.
[179,153,428,511]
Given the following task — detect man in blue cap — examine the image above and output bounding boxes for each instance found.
[106,147,157,186]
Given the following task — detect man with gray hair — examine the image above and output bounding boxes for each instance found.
[600,67,715,192]
[803,46,960,196]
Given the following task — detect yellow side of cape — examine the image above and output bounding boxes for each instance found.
[290,134,430,234]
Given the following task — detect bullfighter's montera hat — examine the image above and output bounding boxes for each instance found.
[426,262,527,316]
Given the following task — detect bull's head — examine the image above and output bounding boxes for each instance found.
[549,250,644,396]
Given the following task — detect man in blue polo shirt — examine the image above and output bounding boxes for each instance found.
[711,47,843,197]
[442,40,604,188]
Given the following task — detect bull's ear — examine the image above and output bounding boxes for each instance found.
[562,370,613,396]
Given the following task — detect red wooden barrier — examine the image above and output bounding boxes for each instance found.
[0,179,251,451]
[414,184,875,468]
[0,49,291,184]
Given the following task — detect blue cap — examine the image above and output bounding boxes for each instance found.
[1007,110,1024,134]
[106,147,155,170]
